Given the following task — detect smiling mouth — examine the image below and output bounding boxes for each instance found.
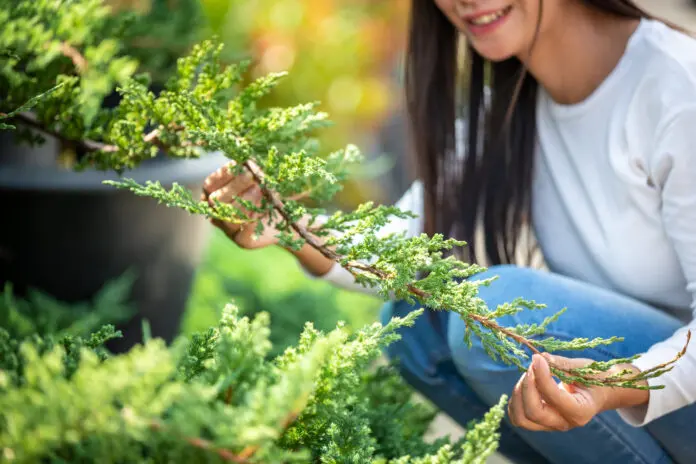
[466,6,513,26]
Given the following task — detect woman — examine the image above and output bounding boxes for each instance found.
[202,1,696,462]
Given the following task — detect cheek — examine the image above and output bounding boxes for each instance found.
[528,0,557,36]
[433,0,464,30]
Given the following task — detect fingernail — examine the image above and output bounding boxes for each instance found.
[532,354,540,370]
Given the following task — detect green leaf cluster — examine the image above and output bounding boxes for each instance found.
[0,0,138,132]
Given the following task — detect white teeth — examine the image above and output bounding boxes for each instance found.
[470,8,507,26]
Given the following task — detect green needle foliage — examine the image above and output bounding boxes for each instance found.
[0,0,138,132]
[0,271,135,340]
[0,304,508,463]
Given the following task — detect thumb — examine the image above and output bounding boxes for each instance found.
[542,353,593,371]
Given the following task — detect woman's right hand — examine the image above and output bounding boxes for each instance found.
[202,161,336,277]
[202,162,280,250]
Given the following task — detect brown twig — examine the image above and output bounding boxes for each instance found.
[149,420,250,463]
[242,160,695,386]
[244,160,342,263]
[14,112,118,152]
[599,330,691,385]
[58,42,88,72]
[12,112,175,155]
[144,405,302,462]
[244,163,543,357]
[244,160,546,357]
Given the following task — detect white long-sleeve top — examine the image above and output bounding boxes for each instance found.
[303,18,696,426]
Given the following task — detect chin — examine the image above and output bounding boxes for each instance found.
[470,45,516,63]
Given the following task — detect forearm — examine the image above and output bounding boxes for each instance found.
[286,242,335,277]
[278,214,335,277]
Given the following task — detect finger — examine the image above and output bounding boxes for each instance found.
[210,217,239,240]
[203,162,242,195]
[543,353,594,372]
[235,185,264,220]
[533,354,583,417]
[508,374,553,432]
[210,186,264,236]
[209,175,256,205]
[522,364,572,431]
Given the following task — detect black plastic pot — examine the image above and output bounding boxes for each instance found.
[0,129,227,351]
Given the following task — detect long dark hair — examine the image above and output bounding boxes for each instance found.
[405,0,655,266]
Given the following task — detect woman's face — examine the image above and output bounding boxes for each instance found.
[434,0,561,62]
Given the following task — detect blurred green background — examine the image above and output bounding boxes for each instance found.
[103,0,412,347]
[109,0,411,206]
[182,231,383,357]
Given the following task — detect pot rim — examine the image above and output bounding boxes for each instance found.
[0,150,228,191]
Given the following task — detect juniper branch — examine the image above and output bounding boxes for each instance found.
[5,35,689,391]
[11,111,117,152]
[239,160,691,389]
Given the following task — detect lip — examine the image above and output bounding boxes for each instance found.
[461,7,510,22]
[461,6,512,38]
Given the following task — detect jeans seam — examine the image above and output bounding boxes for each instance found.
[542,331,669,464]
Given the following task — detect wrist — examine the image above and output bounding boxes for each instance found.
[599,363,650,412]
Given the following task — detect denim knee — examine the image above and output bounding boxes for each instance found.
[446,264,535,405]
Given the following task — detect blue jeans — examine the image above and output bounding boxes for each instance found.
[380,265,695,464]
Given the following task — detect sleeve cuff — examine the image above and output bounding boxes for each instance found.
[616,341,692,427]
[615,353,653,426]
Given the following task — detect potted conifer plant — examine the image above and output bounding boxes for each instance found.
[0,0,229,350]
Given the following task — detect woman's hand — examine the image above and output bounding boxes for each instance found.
[202,161,280,250]
[507,353,649,432]
[201,161,336,277]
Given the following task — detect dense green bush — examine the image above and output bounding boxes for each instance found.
[0,302,507,463]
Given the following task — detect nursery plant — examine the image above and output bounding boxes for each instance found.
[0,0,691,462]
[0,0,228,351]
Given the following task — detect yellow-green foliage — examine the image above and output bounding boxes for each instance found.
[0,304,508,463]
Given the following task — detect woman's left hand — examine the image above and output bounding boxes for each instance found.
[507,353,649,432]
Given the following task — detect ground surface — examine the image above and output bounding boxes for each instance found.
[426,2,696,462]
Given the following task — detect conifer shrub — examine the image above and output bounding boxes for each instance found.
[0,296,507,463]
